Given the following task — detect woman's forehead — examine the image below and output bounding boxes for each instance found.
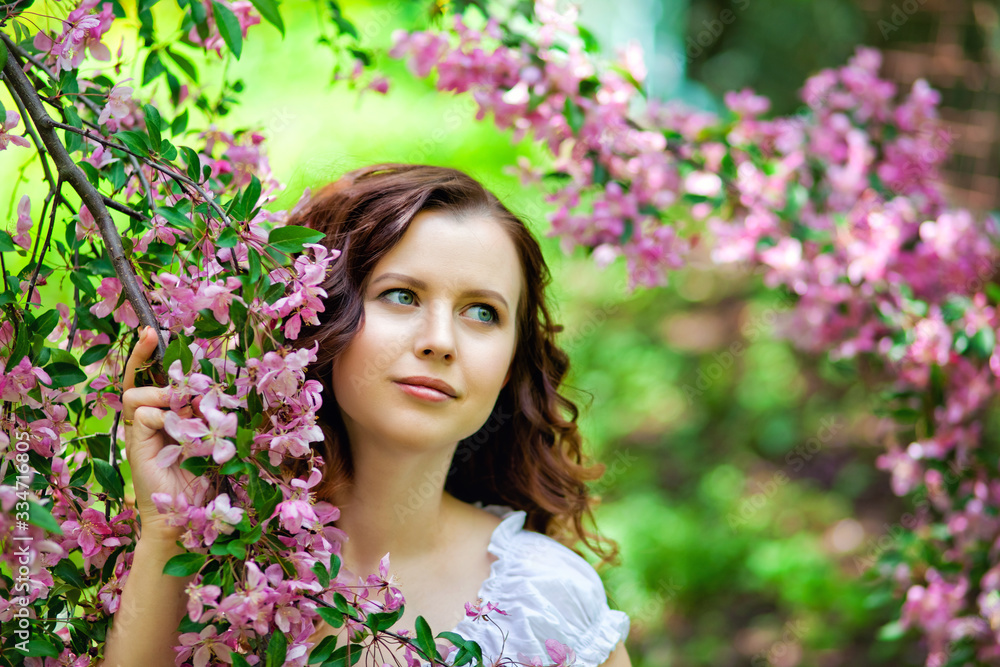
[372,210,524,301]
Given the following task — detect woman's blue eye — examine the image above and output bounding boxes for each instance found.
[468,305,498,324]
[383,289,414,305]
[380,289,498,324]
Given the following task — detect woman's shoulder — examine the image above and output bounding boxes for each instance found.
[451,504,630,667]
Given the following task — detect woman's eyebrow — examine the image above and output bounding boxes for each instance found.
[371,272,510,310]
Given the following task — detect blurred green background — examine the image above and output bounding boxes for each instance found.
[6,0,999,664]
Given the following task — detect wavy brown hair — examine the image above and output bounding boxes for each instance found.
[278,163,619,567]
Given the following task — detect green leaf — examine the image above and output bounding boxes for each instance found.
[238,521,262,546]
[325,644,363,667]
[577,25,601,53]
[181,146,202,182]
[162,329,194,374]
[307,635,338,664]
[232,654,252,667]
[138,0,161,12]
[80,343,112,366]
[77,160,100,187]
[312,561,330,589]
[970,327,995,359]
[114,130,150,156]
[157,205,195,230]
[93,459,125,499]
[0,39,8,73]
[331,15,357,39]
[266,225,326,254]
[163,552,205,576]
[364,610,401,632]
[239,175,261,220]
[316,605,344,629]
[24,638,61,658]
[193,311,228,338]
[414,616,436,660]
[29,308,60,339]
[27,500,64,535]
[217,226,239,248]
[165,48,199,82]
[265,628,288,667]
[219,457,244,475]
[54,559,86,588]
[248,247,261,283]
[563,98,585,133]
[329,553,341,578]
[877,620,907,641]
[249,0,284,35]
[143,103,163,151]
[435,631,482,664]
[108,160,127,191]
[212,1,244,59]
[227,540,246,559]
[69,461,92,488]
[142,50,166,86]
[0,229,16,252]
[171,108,190,137]
[180,456,213,476]
[41,361,87,389]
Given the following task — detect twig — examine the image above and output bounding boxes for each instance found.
[24,178,61,306]
[4,74,58,193]
[12,39,232,227]
[102,195,149,221]
[1,32,167,374]
[65,245,81,354]
[302,594,449,666]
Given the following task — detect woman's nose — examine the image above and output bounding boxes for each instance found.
[413,301,455,360]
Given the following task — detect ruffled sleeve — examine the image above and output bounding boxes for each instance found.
[449,509,630,667]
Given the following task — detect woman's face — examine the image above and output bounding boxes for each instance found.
[331,208,522,454]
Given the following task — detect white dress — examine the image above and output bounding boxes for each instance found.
[432,504,631,666]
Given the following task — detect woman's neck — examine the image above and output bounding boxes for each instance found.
[331,440,461,576]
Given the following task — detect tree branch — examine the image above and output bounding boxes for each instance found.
[1,32,167,379]
[103,195,149,221]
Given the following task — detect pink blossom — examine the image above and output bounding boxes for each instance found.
[464,597,509,621]
[98,81,134,125]
[33,1,115,73]
[545,639,577,667]
[185,576,223,623]
[76,205,100,242]
[0,111,31,151]
[13,195,32,250]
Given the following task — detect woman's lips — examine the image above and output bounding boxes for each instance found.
[393,381,455,402]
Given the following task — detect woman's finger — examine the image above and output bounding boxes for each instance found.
[122,326,159,393]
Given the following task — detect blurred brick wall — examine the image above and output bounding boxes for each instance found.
[859,0,1000,213]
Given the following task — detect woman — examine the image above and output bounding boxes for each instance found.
[101,164,631,667]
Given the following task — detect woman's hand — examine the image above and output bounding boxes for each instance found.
[121,325,201,540]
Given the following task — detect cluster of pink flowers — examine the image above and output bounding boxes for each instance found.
[32,0,115,73]
[387,5,1000,664]
[185,0,261,57]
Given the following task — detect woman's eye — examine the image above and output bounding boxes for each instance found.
[467,305,499,324]
[383,289,415,305]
